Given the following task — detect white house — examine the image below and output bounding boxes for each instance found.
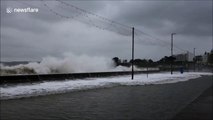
[173,52,193,62]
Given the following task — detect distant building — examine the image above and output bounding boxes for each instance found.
[202,52,209,64]
[174,54,186,62]
[194,55,203,63]
[173,52,193,62]
[187,52,194,62]
[173,51,212,64]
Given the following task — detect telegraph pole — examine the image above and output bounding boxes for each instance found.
[171,33,176,75]
[212,37,213,52]
[187,51,189,72]
[131,27,134,80]
[194,48,196,72]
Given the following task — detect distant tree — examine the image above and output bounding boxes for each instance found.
[148,59,153,63]
[129,59,133,64]
[120,59,130,67]
[131,59,148,67]
[168,56,176,62]
[208,53,213,64]
[157,56,175,64]
[112,57,121,66]
[158,56,167,63]
[123,59,128,63]
[125,58,157,67]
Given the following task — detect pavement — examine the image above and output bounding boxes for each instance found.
[173,85,213,120]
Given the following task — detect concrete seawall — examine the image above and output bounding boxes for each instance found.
[0,70,159,84]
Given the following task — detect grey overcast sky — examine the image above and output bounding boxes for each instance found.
[1,0,212,61]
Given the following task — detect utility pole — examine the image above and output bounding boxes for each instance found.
[171,33,176,75]
[194,48,196,72]
[147,66,148,78]
[187,51,189,72]
[212,37,213,52]
[132,27,134,80]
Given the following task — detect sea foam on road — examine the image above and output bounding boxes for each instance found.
[0,72,212,100]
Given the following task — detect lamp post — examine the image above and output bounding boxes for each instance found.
[171,33,176,74]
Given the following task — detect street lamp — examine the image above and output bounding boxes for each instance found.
[171,33,176,74]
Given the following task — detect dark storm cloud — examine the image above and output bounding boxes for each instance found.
[0,0,212,61]
[1,2,52,34]
[1,0,106,33]
[113,1,212,37]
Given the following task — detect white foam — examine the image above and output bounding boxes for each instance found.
[0,53,116,74]
[0,72,212,100]
[0,53,149,75]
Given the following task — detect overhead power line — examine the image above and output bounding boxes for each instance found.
[56,0,131,29]
[17,0,191,55]
[40,0,132,36]
[135,29,193,54]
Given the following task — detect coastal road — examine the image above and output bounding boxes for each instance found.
[1,75,212,120]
